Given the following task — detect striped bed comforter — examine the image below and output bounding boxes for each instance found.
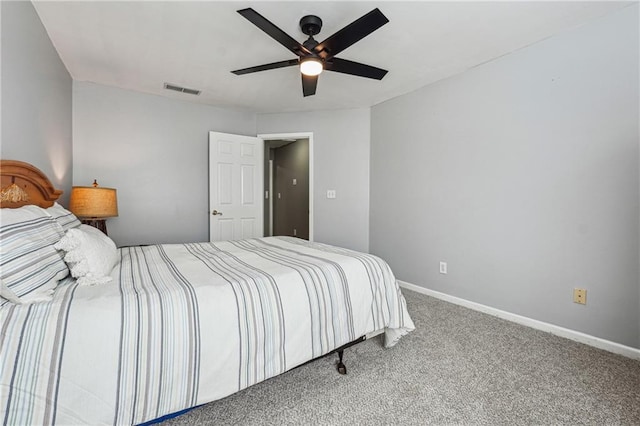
[1,237,414,425]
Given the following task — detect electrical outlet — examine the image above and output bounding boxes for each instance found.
[327,190,336,199]
[439,262,447,274]
[573,288,587,305]
[293,228,297,236]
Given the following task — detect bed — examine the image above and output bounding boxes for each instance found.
[0,160,415,425]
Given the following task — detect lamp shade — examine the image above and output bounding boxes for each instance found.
[300,57,323,76]
[69,185,118,219]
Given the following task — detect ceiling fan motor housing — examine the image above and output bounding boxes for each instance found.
[300,15,323,36]
[303,38,319,51]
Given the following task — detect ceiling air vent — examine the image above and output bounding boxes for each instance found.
[163,83,201,96]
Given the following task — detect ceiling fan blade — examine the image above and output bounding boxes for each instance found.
[324,58,388,80]
[237,8,311,57]
[232,59,299,75]
[302,74,318,97]
[313,8,389,60]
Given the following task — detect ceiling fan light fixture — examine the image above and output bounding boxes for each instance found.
[300,57,323,76]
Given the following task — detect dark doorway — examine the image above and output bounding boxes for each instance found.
[264,139,309,239]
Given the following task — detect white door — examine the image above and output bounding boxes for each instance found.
[209,132,264,241]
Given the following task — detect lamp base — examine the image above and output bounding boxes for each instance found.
[81,219,108,235]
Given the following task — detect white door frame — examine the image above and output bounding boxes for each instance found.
[268,159,274,237]
[258,132,314,242]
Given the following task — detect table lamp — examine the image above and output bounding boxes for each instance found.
[69,180,118,235]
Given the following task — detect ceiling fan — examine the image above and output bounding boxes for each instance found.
[231,8,389,97]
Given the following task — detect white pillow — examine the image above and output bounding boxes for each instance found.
[1,278,23,304]
[46,202,82,231]
[0,205,68,305]
[54,224,118,286]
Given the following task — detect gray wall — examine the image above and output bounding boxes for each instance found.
[370,5,639,348]
[73,81,256,246]
[1,1,73,205]
[257,108,371,253]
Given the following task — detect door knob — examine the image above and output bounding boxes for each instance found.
[212,210,223,216]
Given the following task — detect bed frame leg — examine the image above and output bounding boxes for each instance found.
[337,350,347,375]
[333,335,366,375]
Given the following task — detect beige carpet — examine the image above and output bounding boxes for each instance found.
[165,289,640,425]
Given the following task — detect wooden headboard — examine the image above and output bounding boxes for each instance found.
[0,160,63,208]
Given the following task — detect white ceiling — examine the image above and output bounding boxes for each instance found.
[32,1,629,114]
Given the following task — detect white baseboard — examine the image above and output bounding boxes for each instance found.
[398,280,640,360]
